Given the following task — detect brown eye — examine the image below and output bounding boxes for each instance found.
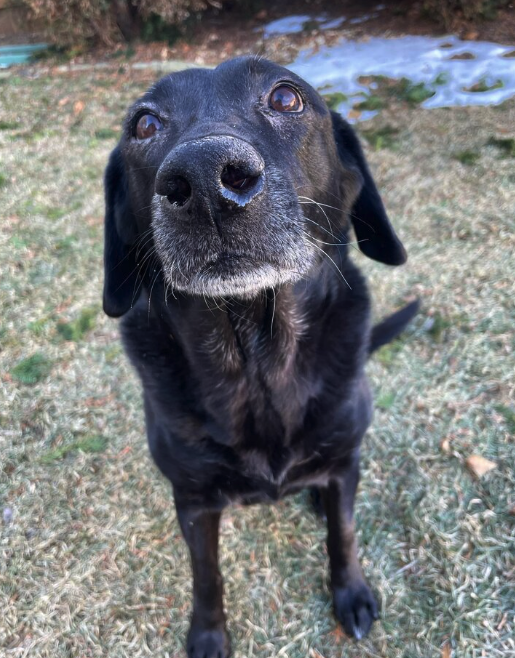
[135,113,163,140]
[269,85,303,113]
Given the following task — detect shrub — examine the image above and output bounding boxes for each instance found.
[21,0,221,47]
[423,0,511,27]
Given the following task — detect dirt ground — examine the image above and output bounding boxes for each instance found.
[0,10,514,658]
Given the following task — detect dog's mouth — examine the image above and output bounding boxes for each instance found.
[176,252,300,298]
[150,184,317,298]
[201,252,258,273]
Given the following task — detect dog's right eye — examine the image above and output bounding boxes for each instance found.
[135,114,163,140]
[269,85,303,113]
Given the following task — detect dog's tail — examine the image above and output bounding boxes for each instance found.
[368,299,420,355]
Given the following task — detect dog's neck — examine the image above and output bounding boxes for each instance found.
[159,281,315,372]
[157,260,339,368]
[145,262,342,443]
[127,257,368,450]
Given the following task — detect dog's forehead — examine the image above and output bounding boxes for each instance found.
[140,57,315,109]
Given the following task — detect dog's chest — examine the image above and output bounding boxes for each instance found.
[123,282,370,502]
[235,438,331,500]
[192,300,319,443]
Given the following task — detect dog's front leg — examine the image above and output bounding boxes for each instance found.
[324,454,379,640]
[176,504,231,658]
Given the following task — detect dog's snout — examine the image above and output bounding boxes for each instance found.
[155,135,265,211]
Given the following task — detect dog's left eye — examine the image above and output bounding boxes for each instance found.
[135,114,163,140]
[269,85,303,113]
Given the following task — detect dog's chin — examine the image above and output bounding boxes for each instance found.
[167,257,307,299]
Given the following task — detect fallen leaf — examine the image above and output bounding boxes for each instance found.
[310,650,326,658]
[73,100,85,115]
[55,297,72,313]
[116,446,132,458]
[441,642,451,658]
[466,454,497,477]
[497,612,508,631]
[330,626,346,642]
[441,437,451,453]
[58,96,70,107]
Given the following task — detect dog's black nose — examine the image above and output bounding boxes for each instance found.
[155,135,265,211]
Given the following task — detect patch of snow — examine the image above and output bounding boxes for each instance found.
[261,15,313,37]
[349,13,379,25]
[319,17,347,30]
[260,14,346,38]
[289,35,515,121]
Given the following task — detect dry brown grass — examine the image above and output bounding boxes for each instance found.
[0,65,514,658]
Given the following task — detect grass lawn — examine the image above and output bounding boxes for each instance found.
[0,66,514,658]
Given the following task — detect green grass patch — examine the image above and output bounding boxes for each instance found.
[56,307,97,341]
[392,78,435,104]
[487,137,515,157]
[453,150,480,165]
[466,78,504,93]
[424,311,452,342]
[11,353,53,384]
[375,339,405,366]
[321,91,348,110]
[0,173,7,188]
[94,128,119,140]
[376,390,396,409]
[302,19,320,32]
[354,76,435,110]
[54,235,77,254]
[354,95,386,111]
[104,344,122,362]
[46,207,68,220]
[0,120,19,130]
[361,125,400,150]
[83,165,103,180]
[357,74,390,86]
[40,435,108,463]
[10,235,29,249]
[28,317,52,336]
[494,404,515,434]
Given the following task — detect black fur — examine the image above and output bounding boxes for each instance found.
[102,57,417,658]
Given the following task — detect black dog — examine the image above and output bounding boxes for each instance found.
[103,56,418,658]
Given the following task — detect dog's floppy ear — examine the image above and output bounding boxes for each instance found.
[331,111,407,265]
[103,146,141,317]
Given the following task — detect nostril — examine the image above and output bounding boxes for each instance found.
[166,176,191,206]
[221,165,259,193]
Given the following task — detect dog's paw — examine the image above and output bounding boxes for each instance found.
[333,581,379,640]
[187,625,231,658]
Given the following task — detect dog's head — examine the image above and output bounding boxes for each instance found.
[103,57,406,317]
